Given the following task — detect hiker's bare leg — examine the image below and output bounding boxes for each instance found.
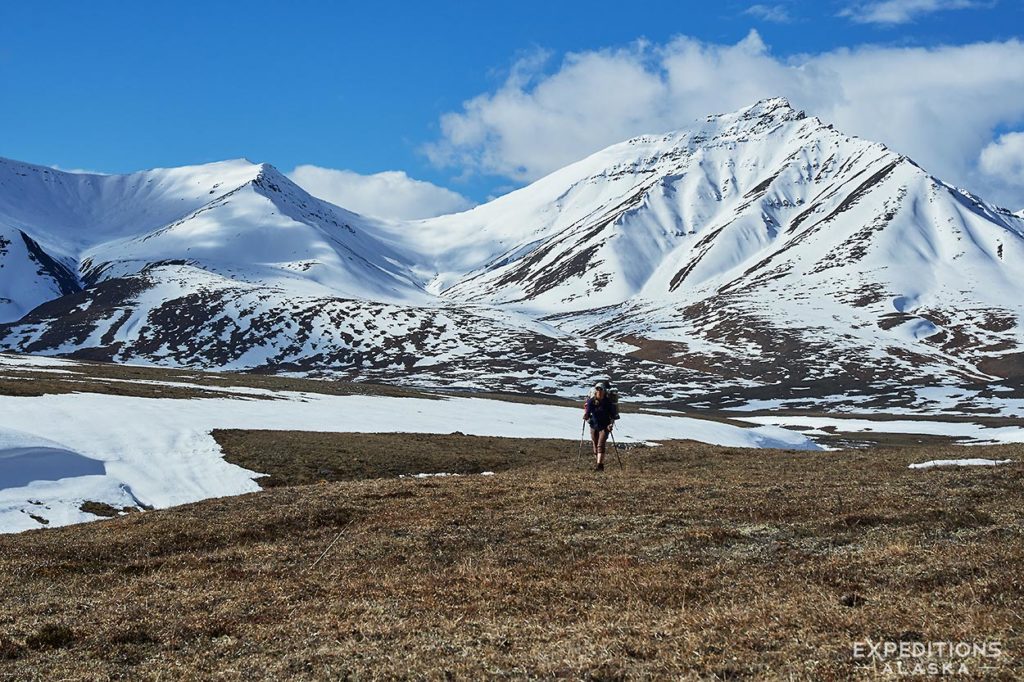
[591,428,600,457]
[596,429,608,465]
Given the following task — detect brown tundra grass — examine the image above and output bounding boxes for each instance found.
[1,433,1022,680]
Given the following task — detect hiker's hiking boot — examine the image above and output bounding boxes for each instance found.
[593,462,605,472]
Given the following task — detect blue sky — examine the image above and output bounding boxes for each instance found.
[2,1,1023,215]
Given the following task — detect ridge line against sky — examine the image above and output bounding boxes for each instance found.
[1,1,1022,219]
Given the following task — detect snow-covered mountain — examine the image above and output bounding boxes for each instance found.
[0,155,713,397]
[418,98,1024,400]
[0,157,428,309]
[2,98,1024,408]
[428,99,1022,312]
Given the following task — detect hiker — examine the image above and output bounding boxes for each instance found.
[583,384,617,471]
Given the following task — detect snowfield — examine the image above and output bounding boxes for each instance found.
[737,415,1024,444]
[0,391,820,533]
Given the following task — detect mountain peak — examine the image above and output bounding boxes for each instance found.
[730,96,805,124]
[250,162,312,200]
[608,98,810,158]
[752,95,795,110]
[255,162,288,180]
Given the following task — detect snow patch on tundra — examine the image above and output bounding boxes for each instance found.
[737,415,1024,444]
[0,391,821,533]
[909,458,1013,469]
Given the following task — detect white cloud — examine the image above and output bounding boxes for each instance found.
[979,132,1024,188]
[840,0,984,25]
[288,166,473,220]
[424,31,1024,207]
[744,4,793,23]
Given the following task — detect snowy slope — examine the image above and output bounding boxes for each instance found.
[0,157,260,252]
[426,99,1024,322]
[78,165,428,302]
[415,99,1024,392]
[0,157,427,308]
[419,98,827,306]
[0,223,80,322]
[2,99,1024,404]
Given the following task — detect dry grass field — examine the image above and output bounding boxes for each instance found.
[1,433,1022,679]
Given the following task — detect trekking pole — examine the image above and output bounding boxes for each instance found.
[611,429,640,472]
[576,421,586,466]
[610,429,624,469]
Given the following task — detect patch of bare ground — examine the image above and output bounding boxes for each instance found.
[214,430,575,487]
[1,435,1022,679]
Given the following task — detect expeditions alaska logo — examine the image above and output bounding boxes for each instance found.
[852,639,1003,676]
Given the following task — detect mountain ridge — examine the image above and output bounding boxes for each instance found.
[2,98,1023,410]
